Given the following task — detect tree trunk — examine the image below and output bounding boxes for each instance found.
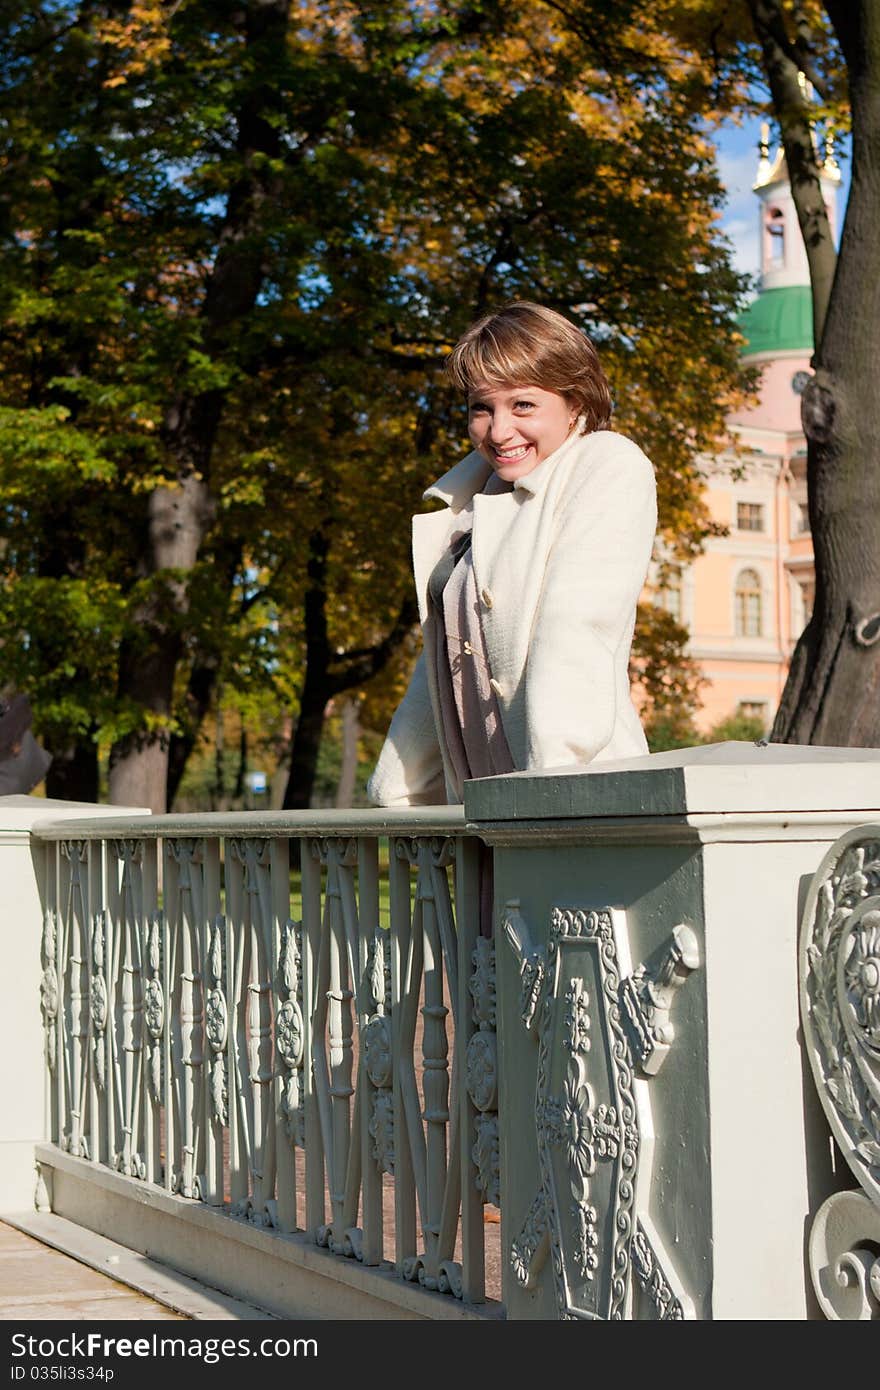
[107,736,170,813]
[282,518,418,809]
[284,675,331,810]
[772,1,880,744]
[109,475,210,812]
[213,695,225,810]
[45,737,99,804]
[234,724,248,803]
[335,697,361,808]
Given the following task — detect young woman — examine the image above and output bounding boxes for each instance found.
[367,301,656,808]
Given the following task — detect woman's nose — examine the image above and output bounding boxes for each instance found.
[489,410,514,442]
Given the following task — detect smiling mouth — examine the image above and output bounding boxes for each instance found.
[492,445,531,461]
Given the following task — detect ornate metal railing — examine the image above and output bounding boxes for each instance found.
[798,825,880,1320]
[32,809,500,1308]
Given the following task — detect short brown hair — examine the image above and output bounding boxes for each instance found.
[446,302,612,434]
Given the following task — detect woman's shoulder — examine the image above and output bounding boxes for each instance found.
[569,429,655,491]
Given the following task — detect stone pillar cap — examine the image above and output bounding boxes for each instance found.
[463,741,880,820]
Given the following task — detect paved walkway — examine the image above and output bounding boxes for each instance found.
[1,1207,497,1320]
[0,1222,187,1321]
[0,1215,276,1320]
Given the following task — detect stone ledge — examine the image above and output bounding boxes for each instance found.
[35,1145,503,1323]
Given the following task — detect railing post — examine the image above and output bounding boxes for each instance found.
[0,797,146,1214]
[300,836,325,1235]
[456,834,486,1302]
[357,835,384,1266]
[389,835,417,1276]
[466,744,880,1320]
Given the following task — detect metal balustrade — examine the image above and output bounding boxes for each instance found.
[31,809,500,1313]
[15,744,880,1320]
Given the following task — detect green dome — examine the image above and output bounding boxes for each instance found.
[738,285,813,356]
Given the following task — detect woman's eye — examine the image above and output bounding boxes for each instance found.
[514,400,536,411]
[468,403,489,415]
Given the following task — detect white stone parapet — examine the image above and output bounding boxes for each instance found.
[0,796,149,1214]
[465,740,880,1320]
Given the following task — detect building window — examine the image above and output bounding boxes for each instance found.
[766,207,785,264]
[739,701,766,720]
[737,501,765,532]
[797,502,810,534]
[656,572,683,622]
[737,700,769,732]
[735,569,762,637]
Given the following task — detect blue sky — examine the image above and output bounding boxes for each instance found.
[716,119,849,289]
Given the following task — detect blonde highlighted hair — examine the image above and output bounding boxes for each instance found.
[446,302,612,434]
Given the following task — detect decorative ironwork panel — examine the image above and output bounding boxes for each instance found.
[37,821,495,1311]
[504,902,639,1320]
[59,841,90,1159]
[225,837,275,1226]
[799,828,880,1320]
[161,838,205,1199]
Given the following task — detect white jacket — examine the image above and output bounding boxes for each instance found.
[367,428,657,806]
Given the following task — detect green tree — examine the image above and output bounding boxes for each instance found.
[0,1,753,810]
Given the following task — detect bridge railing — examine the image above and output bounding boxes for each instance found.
[29,808,500,1317]
[14,741,880,1320]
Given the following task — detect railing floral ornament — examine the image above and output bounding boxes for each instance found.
[503,902,638,1319]
[89,912,109,1093]
[468,937,499,1209]
[799,827,880,1320]
[143,915,165,1105]
[40,908,59,1074]
[205,917,228,1128]
[630,1218,688,1320]
[363,930,393,1174]
[276,918,304,1147]
[502,899,698,1320]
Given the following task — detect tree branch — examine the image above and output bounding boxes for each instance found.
[326,595,419,695]
[789,3,832,99]
[238,558,289,615]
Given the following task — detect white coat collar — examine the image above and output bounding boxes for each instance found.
[422,419,590,508]
[422,450,491,511]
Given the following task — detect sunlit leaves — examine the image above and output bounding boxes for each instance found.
[0,0,757,793]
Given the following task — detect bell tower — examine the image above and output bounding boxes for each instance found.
[753,119,841,291]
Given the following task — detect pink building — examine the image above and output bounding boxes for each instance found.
[655,127,839,733]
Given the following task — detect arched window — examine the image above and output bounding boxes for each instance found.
[735,569,762,638]
[766,207,785,265]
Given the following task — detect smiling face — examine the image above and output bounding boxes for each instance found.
[467,383,577,482]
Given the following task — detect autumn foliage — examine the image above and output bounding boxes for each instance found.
[0,2,754,807]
